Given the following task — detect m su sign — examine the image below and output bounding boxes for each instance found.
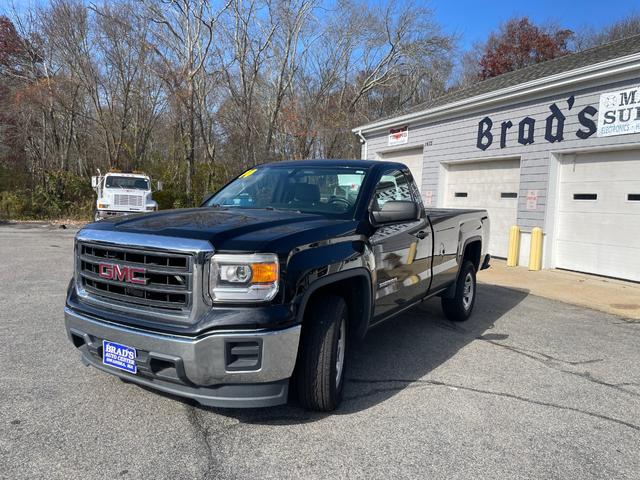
[476,95,597,151]
[598,86,640,137]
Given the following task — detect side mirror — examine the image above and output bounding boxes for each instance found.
[371,200,419,225]
[91,176,98,189]
[156,181,163,192]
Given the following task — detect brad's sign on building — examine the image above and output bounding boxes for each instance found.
[475,95,598,151]
[598,86,640,137]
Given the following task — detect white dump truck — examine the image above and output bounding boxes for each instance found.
[91,171,161,222]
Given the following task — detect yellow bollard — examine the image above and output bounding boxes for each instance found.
[528,227,543,271]
[506,225,520,267]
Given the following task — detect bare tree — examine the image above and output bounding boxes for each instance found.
[215,0,275,168]
[262,0,315,158]
[294,0,453,159]
[575,13,640,50]
[1,0,456,218]
[90,1,162,171]
[142,0,230,200]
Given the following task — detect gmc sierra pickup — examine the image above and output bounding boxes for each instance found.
[65,160,490,411]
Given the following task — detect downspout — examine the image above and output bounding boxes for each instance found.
[356,129,367,160]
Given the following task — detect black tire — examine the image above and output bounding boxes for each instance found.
[295,295,348,412]
[441,261,477,322]
[93,210,101,222]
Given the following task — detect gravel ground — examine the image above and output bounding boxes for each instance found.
[1,225,639,479]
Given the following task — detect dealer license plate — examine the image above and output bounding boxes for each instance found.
[102,340,137,374]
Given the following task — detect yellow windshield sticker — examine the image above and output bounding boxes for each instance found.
[239,168,257,178]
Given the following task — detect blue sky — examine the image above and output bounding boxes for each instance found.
[431,0,640,50]
[4,0,639,52]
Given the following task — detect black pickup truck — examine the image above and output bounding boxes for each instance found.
[65,160,490,411]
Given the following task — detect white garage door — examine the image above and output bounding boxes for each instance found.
[377,148,424,192]
[555,150,640,282]
[444,159,521,258]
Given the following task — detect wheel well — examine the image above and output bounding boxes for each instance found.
[463,240,482,272]
[301,275,371,342]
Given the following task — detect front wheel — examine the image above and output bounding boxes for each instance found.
[93,210,101,222]
[295,295,348,412]
[441,261,477,322]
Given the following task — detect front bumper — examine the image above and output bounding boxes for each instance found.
[64,307,301,408]
[96,209,148,219]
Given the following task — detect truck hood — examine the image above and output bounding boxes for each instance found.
[85,207,359,253]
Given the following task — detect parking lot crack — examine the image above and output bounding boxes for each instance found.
[567,371,640,398]
[613,319,640,325]
[185,405,221,480]
[347,378,640,432]
[477,339,639,398]
[478,338,603,366]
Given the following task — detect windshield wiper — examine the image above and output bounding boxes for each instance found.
[264,206,302,214]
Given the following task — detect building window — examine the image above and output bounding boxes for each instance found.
[573,193,597,200]
[628,194,640,201]
[454,192,468,198]
[501,192,518,198]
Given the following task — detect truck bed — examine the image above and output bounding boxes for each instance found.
[426,208,486,221]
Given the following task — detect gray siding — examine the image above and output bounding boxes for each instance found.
[363,75,640,231]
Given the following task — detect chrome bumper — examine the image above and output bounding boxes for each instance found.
[64,307,301,407]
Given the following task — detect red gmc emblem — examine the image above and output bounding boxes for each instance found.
[98,263,147,285]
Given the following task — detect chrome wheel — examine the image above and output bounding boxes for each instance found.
[335,317,346,385]
[462,272,474,310]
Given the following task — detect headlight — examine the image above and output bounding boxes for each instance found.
[209,253,279,302]
[98,203,109,209]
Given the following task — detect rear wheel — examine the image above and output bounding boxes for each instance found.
[295,295,348,411]
[441,261,476,322]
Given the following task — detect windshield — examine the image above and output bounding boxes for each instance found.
[205,166,368,217]
[105,176,150,190]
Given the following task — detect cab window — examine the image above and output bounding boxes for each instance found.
[206,166,367,217]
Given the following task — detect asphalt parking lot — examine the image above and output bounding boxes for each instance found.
[1,224,639,479]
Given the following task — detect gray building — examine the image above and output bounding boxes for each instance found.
[354,35,640,282]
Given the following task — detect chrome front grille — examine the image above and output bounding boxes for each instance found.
[113,194,143,207]
[78,242,193,312]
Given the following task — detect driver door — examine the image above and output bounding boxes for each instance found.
[370,169,433,322]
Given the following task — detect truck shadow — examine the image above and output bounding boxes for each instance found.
[204,283,529,424]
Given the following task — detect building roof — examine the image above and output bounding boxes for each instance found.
[355,34,640,133]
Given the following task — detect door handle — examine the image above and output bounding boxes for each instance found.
[415,230,428,240]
